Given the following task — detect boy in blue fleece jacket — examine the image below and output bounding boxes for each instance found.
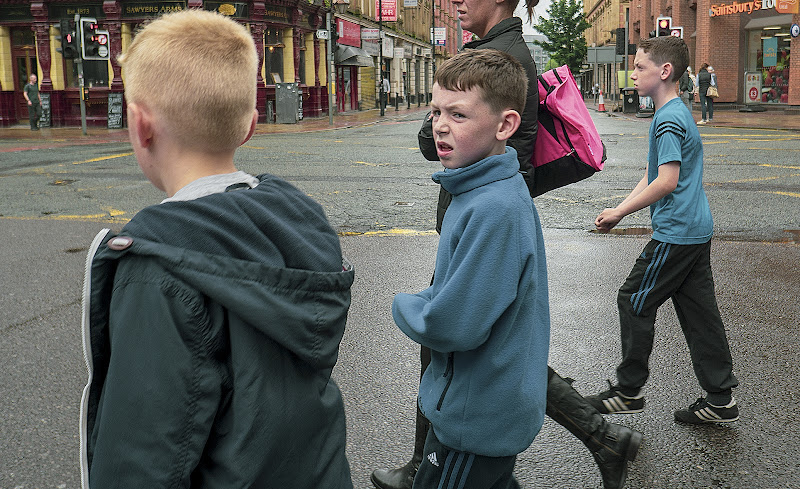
[393,49,550,489]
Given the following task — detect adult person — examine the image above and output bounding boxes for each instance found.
[678,66,693,112]
[697,63,714,124]
[382,75,390,109]
[23,74,41,131]
[370,0,642,488]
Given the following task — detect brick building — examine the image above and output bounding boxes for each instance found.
[0,0,460,127]
[586,0,799,108]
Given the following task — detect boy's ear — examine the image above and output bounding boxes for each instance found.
[661,62,674,81]
[128,103,155,149]
[240,109,258,146]
[496,109,521,142]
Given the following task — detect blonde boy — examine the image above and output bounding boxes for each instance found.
[393,49,550,489]
[79,10,354,488]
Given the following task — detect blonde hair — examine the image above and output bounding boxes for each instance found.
[119,10,258,151]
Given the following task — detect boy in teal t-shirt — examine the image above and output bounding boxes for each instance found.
[588,36,739,424]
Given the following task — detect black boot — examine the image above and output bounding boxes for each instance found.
[370,406,430,489]
[546,368,643,489]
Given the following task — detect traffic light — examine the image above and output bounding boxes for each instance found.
[656,17,672,37]
[55,19,79,59]
[80,17,110,60]
[615,28,626,55]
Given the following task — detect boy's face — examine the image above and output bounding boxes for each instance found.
[630,49,664,98]
[431,83,507,170]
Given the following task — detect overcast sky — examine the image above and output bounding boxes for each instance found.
[515,0,551,36]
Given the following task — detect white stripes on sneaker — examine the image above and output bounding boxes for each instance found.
[602,394,644,413]
[692,400,739,422]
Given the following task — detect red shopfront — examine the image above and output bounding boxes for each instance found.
[0,0,331,127]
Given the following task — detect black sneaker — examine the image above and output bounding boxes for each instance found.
[587,381,645,414]
[674,397,739,424]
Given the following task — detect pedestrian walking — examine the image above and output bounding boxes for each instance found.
[370,0,642,487]
[678,66,693,112]
[78,10,354,488]
[589,36,739,425]
[697,63,715,124]
[382,75,390,109]
[23,74,41,131]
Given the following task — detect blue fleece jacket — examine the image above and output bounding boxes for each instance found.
[393,148,550,457]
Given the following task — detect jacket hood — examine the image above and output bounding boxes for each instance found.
[93,174,354,369]
[432,147,520,196]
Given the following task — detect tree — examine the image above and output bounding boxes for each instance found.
[534,0,591,73]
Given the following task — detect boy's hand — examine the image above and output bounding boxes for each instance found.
[595,208,623,232]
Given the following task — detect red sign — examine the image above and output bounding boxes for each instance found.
[337,18,361,47]
[376,0,397,21]
[462,30,475,45]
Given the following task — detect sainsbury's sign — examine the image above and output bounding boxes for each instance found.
[710,0,797,16]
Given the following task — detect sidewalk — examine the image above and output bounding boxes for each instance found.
[585,97,800,131]
[2,98,797,153]
[0,105,432,152]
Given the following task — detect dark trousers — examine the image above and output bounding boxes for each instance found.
[615,239,738,404]
[28,103,41,129]
[699,92,714,121]
[413,427,519,489]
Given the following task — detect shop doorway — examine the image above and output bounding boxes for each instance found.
[11,27,38,122]
[336,66,358,112]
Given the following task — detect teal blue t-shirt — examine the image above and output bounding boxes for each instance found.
[647,97,713,244]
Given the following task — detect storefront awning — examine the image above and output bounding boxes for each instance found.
[743,14,793,30]
[335,45,374,67]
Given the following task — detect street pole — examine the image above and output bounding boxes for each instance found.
[76,14,87,135]
[328,11,334,126]
[624,8,630,83]
[379,0,384,116]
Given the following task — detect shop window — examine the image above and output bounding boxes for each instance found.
[265,28,284,84]
[751,27,791,104]
[12,29,35,47]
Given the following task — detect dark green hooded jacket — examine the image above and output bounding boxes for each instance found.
[79,174,354,488]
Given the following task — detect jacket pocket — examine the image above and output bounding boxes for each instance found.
[436,353,454,411]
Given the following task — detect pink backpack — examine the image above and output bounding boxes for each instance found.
[531,65,605,197]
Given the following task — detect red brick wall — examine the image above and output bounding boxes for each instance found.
[615,0,798,107]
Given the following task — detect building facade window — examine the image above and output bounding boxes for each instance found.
[747,25,792,104]
[265,28,284,84]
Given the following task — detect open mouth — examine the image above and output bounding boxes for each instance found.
[437,141,453,158]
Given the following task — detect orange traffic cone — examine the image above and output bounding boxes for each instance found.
[598,90,606,112]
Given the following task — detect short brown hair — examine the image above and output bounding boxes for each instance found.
[434,49,528,114]
[638,36,690,83]
[119,10,258,152]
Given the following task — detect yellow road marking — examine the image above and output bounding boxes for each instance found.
[759,164,800,169]
[708,173,800,185]
[73,152,134,165]
[353,161,389,167]
[767,191,800,199]
[340,228,437,237]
